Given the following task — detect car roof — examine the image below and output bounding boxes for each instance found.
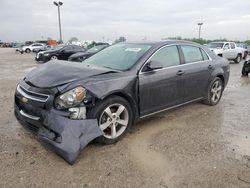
[124,40,201,47]
[66,44,84,47]
[209,41,235,43]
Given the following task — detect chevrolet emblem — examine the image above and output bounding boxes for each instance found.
[22,97,28,103]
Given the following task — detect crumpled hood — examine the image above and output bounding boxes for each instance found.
[25,60,116,88]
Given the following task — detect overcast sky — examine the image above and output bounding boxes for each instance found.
[0,0,250,42]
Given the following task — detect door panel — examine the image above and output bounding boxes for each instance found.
[179,45,213,101]
[222,43,235,59]
[139,67,183,116]
[59,46,74,60]
[181,61,212,101]
[139,45,185,116]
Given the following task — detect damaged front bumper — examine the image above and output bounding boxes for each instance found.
[14,83,103,164]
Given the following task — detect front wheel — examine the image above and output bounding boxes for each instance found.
[203,77,223,106]
[87,96,133,144]
[50,55,58,60]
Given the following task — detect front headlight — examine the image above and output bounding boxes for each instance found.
[55,86,86,109]
[44,53,49,56]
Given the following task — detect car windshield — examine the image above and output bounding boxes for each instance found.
[83,43,152,71]
[50,45,64,51]
[207,43,224,49]
[86,45,108,53]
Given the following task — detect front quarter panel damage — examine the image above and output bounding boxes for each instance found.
[37,110,103,164]
[57,74,139,111]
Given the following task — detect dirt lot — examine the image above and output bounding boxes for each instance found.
[0,48,250,188]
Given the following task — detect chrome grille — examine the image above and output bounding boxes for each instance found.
[17,85,49,102]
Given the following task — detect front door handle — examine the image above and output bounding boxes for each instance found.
[208,65,213,69]
[176,70,185,76]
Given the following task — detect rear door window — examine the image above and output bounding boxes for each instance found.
[200,49,209,60]
[32,44,41,46]
[180,45,203,64]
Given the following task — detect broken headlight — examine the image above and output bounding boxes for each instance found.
[55,86,86,109]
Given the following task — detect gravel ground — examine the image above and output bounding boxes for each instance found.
[0,48,250,188]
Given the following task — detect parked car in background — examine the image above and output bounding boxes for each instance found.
[242,58,250,76]
[208,42,244,63]
[22,43,46,53]
[68,44,109,62]
[33,45,51,53]
[247,46,250,56]
[35,45,86,63]
[15,43,25,54]
[236,43,248,59]
[0,42,12,48]
[15,40,230,163]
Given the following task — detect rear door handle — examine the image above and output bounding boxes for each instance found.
[176,70,185,76]
[208,65,213,69]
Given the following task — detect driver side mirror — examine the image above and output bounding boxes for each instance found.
[223,46,229,50]
[145,60,163,71]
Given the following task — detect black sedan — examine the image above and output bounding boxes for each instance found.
[68,44,109,62]
[35,45,86,62]
[14,40,230,164]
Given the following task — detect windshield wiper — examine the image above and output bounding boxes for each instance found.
[102,66,121,71]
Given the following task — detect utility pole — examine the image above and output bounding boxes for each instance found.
[197,23,203,39]
[53,1,63,43]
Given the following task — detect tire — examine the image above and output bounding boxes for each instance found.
[50,55,58,60]
[234,54,241,64]
[87,96,133,144]
[242,71,248,76]
[25,48,31,53]
[243,52,247,60]
[242,64,249,76]
[203,77,224,106]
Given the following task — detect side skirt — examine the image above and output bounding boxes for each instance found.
[139,97,204,119]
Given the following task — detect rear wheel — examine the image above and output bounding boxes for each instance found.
[203,77,223,106]
[243,52,248,59]
[234,54,241,64]
[87,96,133,144]
[25,48,31,53]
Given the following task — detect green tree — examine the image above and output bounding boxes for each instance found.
[114,36,126,44]
[68,37,78,43]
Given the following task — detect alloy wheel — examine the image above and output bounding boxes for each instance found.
[99,103,129,139]
[51,56,57,60]
[210,80,222,103]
